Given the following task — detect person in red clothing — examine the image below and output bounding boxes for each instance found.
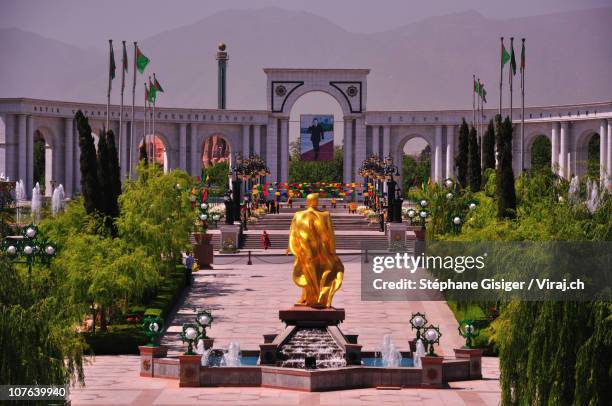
[262,230,271,250]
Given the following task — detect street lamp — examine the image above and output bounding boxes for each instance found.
[458,319,480,349]
[142,315,164,347]
[180,323,201,355]
[3,224,57,288]
[196,309,214,339]
[409,312,428,341]
[422,325,442,356]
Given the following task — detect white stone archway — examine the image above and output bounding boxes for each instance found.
[264,68,369,184]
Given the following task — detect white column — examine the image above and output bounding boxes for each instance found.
[560,121,569,179]
[551,122,560,175]
[372,126,380,157]
[179,123,186,171]
[190,124,198,176]
[242,124,250,157]
[434,125,443,182]
[446,125,455,178]
[382,125,390,157]
[26,116,34,193]
[44,144,53,196]
[354,117,366,182]
[18,115,27,185]
[266,117,278,181]
[280,119,288,183]
[607,119,612,188]
[253,125,261,155]
[343,118,353,184]
[64,118,74,196]
[599,120,607,184]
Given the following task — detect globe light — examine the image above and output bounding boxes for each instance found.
[413,315,425,328]
[453,216,462,225]
[199,214,208,221]
[445,179,453,188]
[200,203,208,210]
[198,314,211,326]
[407,209,416,218]
[446,192,453,200]
[464,324,474,334]
[469,203,477,210]
[45,245,55,255]
[419,211,427,218]
[212,214,220,221]
[150,322,159,332]
[6,245,16,255]
[420,200,428,207]
[185,327,197,340]
[176,183,181,190]
[425,328,439,341]
[23,245,33,255]
[26,227,36,238]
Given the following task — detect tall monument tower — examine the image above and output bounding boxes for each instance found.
[216,43,228,109]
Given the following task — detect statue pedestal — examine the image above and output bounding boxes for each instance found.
[219,224,241,253]
[191,232,213,268]
[387,222,407,248]
[278,306,345,326]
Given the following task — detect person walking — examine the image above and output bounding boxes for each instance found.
[262,230,271,250]
[184,252,194,285]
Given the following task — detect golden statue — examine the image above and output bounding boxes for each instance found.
[287,193,344,308]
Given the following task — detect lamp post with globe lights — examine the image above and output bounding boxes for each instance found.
[422,325,442,356]
[3,224,57,288]
[142,316,164,347]
[458,319,480,349]
[196,310,214,339]
[180,323,201,355]
[410,312,428,341]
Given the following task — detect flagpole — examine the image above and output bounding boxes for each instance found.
[499,37,504,118]
[521,38,526,172]
[472,74,476,126]
[509,37,514,125]
[130,42,137,177]
[147,76,152,164]
[152,73,157,165]
[144,83,147,162]
[107,39,113,132]
[120,40,126,177]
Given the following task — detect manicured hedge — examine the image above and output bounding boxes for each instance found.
[83,265,187,355]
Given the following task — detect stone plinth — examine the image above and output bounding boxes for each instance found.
[279,306,345,326]
[421,356,444,388]
[387,222,407,248]
[454,348,484,379]
[138,345,168,377]
[219,224,241,252]
[192,232,213,268]
[179,354,202,387]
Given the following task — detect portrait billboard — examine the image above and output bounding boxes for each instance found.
[299,114,334,161]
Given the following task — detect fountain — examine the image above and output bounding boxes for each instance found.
[412,339,427,368]
[277,327,346,369]
[15,180,26,201]
[377,335,402,367]
[221,341,242,367]
[195,339,213,366]
[31,182,42,223]
[568,175,580,204]
[586,180,599,214]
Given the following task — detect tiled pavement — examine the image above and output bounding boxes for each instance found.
[70,355,501,405]
[70,257,501,405]
[161,258,464,356]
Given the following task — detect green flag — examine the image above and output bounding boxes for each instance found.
[520,41,525,71]
[482,87,487,103]
[154,76,164,93]
[136,45,150,74]
[510,43,517,75]
[501,44,510,66]
[148,77,156,102]
[474,79,480,95]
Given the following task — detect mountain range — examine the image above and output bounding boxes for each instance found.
[1,6,611,111]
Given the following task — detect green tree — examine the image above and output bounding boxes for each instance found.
[530,135,551,171]
[456,118,469,187]
[482,119,496,172]
[496,116,516,218]
[467,126,482,191]
[116,163,193,271]
[105,130,122,218]
[288,143,343,183]
[202,161,229,196]
[139,142,148,163]
[96,131,110,215]
[75,111,100,215]
[587,134,600,179]
[33,138,45,193]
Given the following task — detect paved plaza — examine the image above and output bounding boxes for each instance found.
[70,355,501,405]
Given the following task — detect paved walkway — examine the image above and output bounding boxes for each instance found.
[70,355,501,405]
[161,258,464,356]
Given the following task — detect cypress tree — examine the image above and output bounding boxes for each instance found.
[482,119,496,172]
[96,131,110,215]
[139,142,148,163]
[75,111,100,214]
[467,126,482,191]
[496,116,516,218]
[105,130,121,218]
[456,118,469,187]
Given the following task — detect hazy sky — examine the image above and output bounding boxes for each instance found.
[1,0,609,49]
